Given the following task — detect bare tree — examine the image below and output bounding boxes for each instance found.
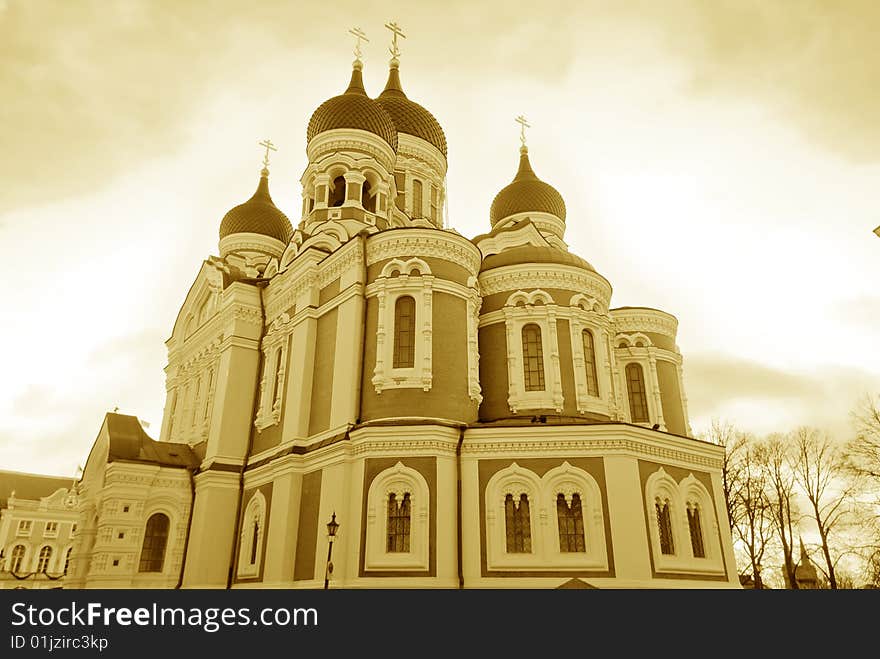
[730,439,776,589]
[789,427,853,590]
[762,434,800,588]
[703,418,747,532]
[849,395,880,487]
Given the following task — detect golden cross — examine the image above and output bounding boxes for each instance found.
[385,21,406,61]
[258,138,277,169]
[348,27,369,61]
[515,115,530,147]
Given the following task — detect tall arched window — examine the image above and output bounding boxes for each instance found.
[521,324,545,391]
[329,175,346,207]
[138,513,170,573]
[655,499,675,555]
[626,363,649,423]
[687,503,706,558]
[412,179,423,218]
[582,330,599,397]
[63,547,73,575]
[504,493,532,553]
[386,493,411,553]
[362,179,376,212]
[249,519,260,565]
[9,545,25,573]
[37,546,52,573]
[556,493,586,552]
[393,296,416,368]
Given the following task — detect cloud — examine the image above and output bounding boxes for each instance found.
[632,0,880,161]
[685,352,878,438]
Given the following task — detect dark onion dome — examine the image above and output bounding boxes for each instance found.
[489,146,566,226]
[375,62,447,157]
[219,169,293,243]
[307,60,398,151]
[480,245,594,273]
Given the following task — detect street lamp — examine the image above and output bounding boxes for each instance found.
[324,512,339,590]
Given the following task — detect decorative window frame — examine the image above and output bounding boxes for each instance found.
[644,468,724,575]
[485,463,542,569]
[370,259,434,393]
[466,276,483,404]
[255,312,292,430]
[485,462,609,571]
[364,462,430,571]
[542,463,608,569]
[43,521,59,538]
[6,543,29,573]
[615,354,663,429]
[16,520,32,537]
[568,294,611,416]
[137,510,174,575]
[503,290,564,413]
[237,490,267,578]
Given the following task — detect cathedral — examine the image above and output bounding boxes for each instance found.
[65,28,740,589]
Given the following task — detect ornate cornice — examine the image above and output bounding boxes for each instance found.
[479,265,612,303]
[366,229,481,275]
[610,308,678,339]
[306,129,396,172]
[461,437,722,469]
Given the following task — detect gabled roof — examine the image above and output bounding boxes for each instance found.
[0,470,71,510]
[104,413,199,469]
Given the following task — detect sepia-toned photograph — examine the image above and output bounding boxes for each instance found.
[1,0,878,608]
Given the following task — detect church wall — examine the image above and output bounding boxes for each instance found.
[308,308,339,435]
[556,318,578,416]
[358,456,437,578]
[232,482,273,585]
[293,470,322,582]
[641,331,676,352]
[636,460,731,583]
[260,471,302,586]
[477,323,510,421]
[366,258,472,287]
[360,293,476,423]
[475,457,614,580]
[319,278,340,306]
[657,360,686,436]
[182,470,239,588]
[480,286,593,315]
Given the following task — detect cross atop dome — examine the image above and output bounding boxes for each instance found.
[385,21,406,66]
[348,27,369,64]
[258,138,277,176]
[516,115,530,150]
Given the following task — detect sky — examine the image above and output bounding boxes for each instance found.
[1,0,879,476]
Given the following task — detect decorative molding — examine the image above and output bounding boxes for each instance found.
[366,230,481,275]
[479,264,612,304]
[610,308,678,339]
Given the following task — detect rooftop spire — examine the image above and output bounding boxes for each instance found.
[385,20,406,67]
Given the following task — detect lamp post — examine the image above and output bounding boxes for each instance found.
[324,512,339,590]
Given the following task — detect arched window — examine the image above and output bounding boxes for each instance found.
[203,368,214,422]
[63,547,73,575]
[412,179,423,218]
[504,493,532,553]
[626,363,649,423]
[393,296,416,368]
[386,493,411,553]
[329,175,346,207]
[362,179,376,212]
[655,499,675,555]
[582,330,599,397]
[556,493,586,553]
[10,545,26,573]
[37,546,52,573]
[138,513,170,573]
[238,491,266,577]
[521,324,545,391]
[687,503,706,558]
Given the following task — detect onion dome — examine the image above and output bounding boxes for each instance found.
[489,146,566,226]
[480,246,594,273]
[219,169,293,243]
[307,60,398,150]
[375,62,447,156]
